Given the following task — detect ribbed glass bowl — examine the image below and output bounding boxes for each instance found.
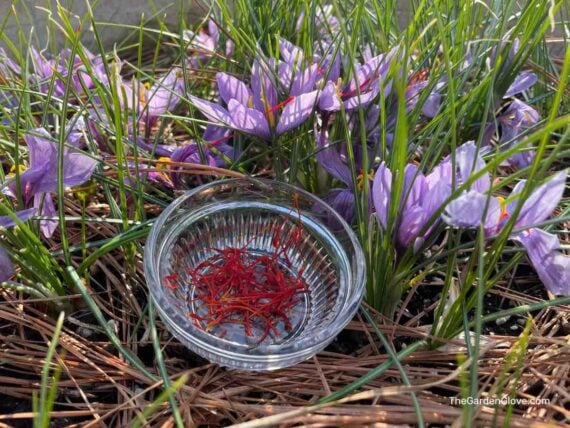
[144,178,365,371]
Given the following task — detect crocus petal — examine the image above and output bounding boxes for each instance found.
[422,92,442,118]
[216,72,252,106]
[343,80,380,110]
[515,229,570,296]
[227,99,271,140]
[35,193,58,238]
[251,60,278,112]
[442,191,501,235]
[507,170,567,228]
[0,209,35,228]
[279,38,304,67]
[372,162,391,228]
[188,95,232,125]
[290,64,320,96]
[455,141,490,192]
[401,164,427,211]
[275,90,318,135]
[505,71,538,97]
[398,205,428,248]
[146,70,184,118]
[323,188,356,224]
[423,179,452,221]
[318,81,341,111]
[315,130,352,185]
[0,247,13,282]
[277,62,293,89]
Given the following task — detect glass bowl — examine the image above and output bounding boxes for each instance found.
[144,178,365,371]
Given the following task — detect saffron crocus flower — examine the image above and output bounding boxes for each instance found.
[405,69,444,118]
[482,96,539,168]
[443,168,569,295]
[315,133,359,223]
[318,47,397,112]
[481,36,540,168]
[3,128,98,237]
[184,19,233,66]
[189,62,319,140]
[121,68,185,125]
[30,47,108,97]
[0,208,35,282]
[372,160,452,251]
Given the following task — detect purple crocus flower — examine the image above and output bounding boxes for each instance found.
[318,48,396,111]
[121,68,185,125]
[30,47,108,98]
[443,166,569,295]
[184,19,234,66]
[405,70,444,118]
[189,62,319,140]
[3,128,98,237]
[372,160,452,251]
[481,35,540,168]
[315,132,359,223]
[482,96,539,169]
[0,208,35,282]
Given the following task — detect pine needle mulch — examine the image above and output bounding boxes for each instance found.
[0,166,569,427]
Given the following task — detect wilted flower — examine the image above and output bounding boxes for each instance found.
[0,208,35,282]
[443,161,569,295]
[3,128,98,237]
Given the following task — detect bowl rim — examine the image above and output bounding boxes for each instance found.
[144,177,366,362]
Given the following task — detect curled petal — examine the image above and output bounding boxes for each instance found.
[515,229,570,296]
[279,38,304,67]
[401,164,426,211]
[323,188,356,224]
[275,90,318,135]
[422,92,442,118]
[228,99,271,140]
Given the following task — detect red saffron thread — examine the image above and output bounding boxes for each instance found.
[169,193,308,343]
[266,96,295,114]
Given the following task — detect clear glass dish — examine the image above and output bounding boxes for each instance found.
[144,178,366,371]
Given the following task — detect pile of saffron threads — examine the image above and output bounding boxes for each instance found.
[186,217,308,343]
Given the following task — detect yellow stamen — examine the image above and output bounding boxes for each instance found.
[8,164,27,177]
[156,157,174,187]
[357,169,375,191]
[497,196,509,220]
